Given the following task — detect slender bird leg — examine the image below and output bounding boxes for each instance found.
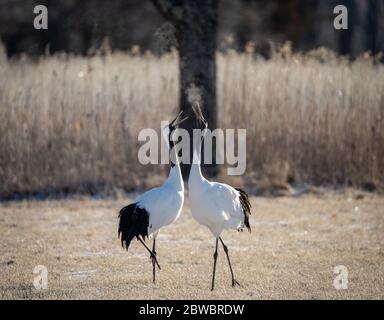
[152,239,157,283]
[211,238,219,291]
[219,237,241,287]
[137,236,161,270]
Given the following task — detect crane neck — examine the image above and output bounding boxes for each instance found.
[189,138,204,185]
[165,141,183,191]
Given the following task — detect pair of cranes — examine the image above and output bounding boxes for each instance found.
[118,105,251,290]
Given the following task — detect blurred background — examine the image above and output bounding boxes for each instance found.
[0,0,383,199]
[1,0,383,57]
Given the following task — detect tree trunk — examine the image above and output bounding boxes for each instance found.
[339,0,356,56]
[365,0,380,55]
[151,0,219,177]
[177,1,218,177]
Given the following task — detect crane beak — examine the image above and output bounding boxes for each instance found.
[192,102,207,127]
[170,110,189,128]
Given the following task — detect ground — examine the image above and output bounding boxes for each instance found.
[0,190,383,299]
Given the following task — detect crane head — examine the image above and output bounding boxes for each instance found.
[162,110,188,149]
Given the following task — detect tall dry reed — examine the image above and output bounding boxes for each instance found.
[0,46,383,197]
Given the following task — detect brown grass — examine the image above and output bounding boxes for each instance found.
[0,191,383,299]
[0,45,384,197]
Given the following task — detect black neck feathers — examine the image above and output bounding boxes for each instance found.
[169,127,176,167]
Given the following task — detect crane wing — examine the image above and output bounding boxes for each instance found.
[136,186,173,213]
[209,182,251,232]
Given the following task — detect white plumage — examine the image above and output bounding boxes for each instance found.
[188,105,251,290]
[118,111,187,283]
[135,166,184,236]
[189,177,249,237]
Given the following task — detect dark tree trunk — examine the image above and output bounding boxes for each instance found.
[177,1,218,176]
[339,0,356,56]
[365,0,380,55]
[151,0,219,177]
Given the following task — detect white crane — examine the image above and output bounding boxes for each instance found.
[118,111,187,283]
[188,105,252,290]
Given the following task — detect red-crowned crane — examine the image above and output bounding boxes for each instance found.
[118,111,188,283]
[188,104,252,290]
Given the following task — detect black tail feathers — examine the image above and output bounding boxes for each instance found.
[235,188,252,232]
[118,203,150,250]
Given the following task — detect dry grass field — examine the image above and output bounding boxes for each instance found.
[1,45,384,199]
[1,42,383,300]
[1,190,383,300]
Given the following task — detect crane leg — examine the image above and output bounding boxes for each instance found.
[137,236,161,270]
[211,238,219,291]
[219,237,241,287]
[152,239,157,284]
